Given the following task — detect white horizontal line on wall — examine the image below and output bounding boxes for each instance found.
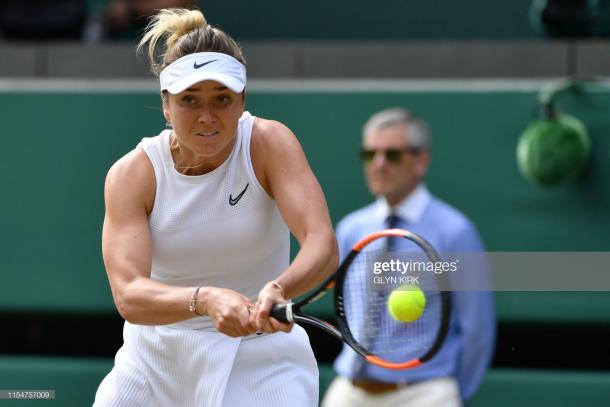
[0,78,609,93]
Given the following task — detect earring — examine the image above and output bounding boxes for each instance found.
[166,121,172,128]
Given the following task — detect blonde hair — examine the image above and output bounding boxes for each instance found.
[137,8,246,76]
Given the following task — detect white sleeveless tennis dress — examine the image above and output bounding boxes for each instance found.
[93,112,318,407]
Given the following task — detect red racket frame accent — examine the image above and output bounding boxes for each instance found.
[352,229,407,251]
[365,355,422,370]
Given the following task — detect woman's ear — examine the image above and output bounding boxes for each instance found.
[162,101,171,125]
[161,91,171,122]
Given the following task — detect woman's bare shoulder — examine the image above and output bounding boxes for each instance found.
[105,148,156,213]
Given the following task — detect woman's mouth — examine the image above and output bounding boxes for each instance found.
[196,131,219,137]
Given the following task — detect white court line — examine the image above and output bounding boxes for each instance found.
[0,78,609,93]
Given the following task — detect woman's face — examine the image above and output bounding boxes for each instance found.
[163,80,245,163]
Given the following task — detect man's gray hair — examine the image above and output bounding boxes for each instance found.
[362,107,431,151]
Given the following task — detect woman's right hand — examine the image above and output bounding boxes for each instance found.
[199,287,257,337]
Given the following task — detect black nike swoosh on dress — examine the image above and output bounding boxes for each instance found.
[229,183,249,206]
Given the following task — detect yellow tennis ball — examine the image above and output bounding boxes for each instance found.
[387,284,426,323]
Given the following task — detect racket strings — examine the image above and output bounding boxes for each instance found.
[341,236,443,363]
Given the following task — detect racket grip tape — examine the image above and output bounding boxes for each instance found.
[270,303,294,323]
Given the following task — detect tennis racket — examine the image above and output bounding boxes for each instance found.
[271,229,451,370]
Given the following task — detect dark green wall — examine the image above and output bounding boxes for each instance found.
[0,93,164,312]
[254,91,610,252]
[199,0,538,40]
[89,0,610,40]
[1,86,609,317]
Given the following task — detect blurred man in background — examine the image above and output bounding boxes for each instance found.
[322,107,496,407]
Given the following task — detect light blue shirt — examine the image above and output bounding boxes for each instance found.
[333,184,496,402]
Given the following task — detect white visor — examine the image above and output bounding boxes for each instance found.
[159,52,246,94]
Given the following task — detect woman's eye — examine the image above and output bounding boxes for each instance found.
[181,95,196,104]
[218,95,232,104]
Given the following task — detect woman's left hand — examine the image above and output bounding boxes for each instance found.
[251,281,293,333]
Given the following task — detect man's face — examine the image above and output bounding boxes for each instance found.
[362,123,429,206]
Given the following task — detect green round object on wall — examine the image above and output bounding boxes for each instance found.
[517,113,591,186]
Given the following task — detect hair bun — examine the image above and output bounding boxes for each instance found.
[138,8,207,74]
[166,9,207,49]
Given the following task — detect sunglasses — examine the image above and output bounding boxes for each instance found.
[360,147,420,163]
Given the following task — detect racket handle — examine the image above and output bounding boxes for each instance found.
[270,303,294,323]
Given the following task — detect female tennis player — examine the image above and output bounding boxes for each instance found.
[93,7,338,407]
